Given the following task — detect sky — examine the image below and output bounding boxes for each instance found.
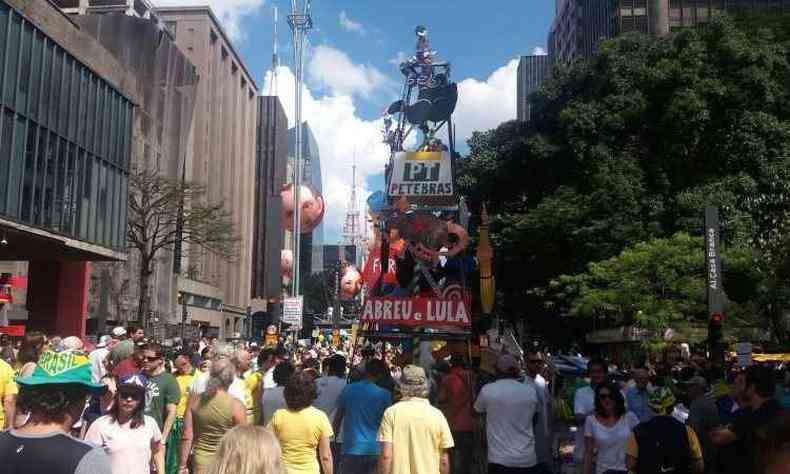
[154,0,555,242]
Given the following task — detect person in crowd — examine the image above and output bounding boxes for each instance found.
[626,367,654,423]
[377,364,453,474]
[261,361,296,426]
[180,358,247,474]
[583,382,639,474]
[314,354,348,471]
[712,365,784,474]
[754,411,790,474]
[625,387,704,474]
[474,353,539,474]
[684,375,720,472]
[1,343,16,366]
[189,344,246,403]
[89,335,113,384]
[523,350,553,472]
[438,355,475,474]
[15,331,47,378]
[234,349,261,424]
[173,351,198,474]
[60,336,84,353]
[141,343,181,474]
[206,425,285,474]
[715,370,745,423]
[85,374,164,474]
[0,352,16,430]
[267,372,334,474]
[259,347,286,391]
[109,340,140,379]
[128,325,145,345]
[0,351,112,473]
[334,358,392,474]
[574,358,609,471]
[112,326,128,340]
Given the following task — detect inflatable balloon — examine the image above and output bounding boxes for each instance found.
[339,265,363,301]
[281,249,293,286]
[281,183,325,234]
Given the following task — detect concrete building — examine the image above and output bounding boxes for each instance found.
[517,55,550,122]
[157,7,259,340]
[250,95,288,336]
[56,0,156,17]
[0,0,137,336]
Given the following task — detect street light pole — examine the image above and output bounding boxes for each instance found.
[288,1,313,299]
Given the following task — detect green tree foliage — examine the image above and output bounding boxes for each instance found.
[457,16,790,342]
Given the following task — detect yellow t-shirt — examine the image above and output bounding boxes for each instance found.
[243,370,262,424]
[267,406,333,474]
[378,398,455,474]
[175,370,196,418]
[626,425,704,461]
[0,359,19,428]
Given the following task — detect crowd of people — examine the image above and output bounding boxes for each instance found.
[0,327,787,474]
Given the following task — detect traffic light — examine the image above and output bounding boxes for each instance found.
[709,312,722,344]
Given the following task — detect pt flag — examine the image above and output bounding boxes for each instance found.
[361,296,471,328]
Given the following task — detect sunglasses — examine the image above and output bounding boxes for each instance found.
[144,356,161,362]
[118,392,142,401]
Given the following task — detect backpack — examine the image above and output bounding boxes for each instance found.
[633,416,693,474]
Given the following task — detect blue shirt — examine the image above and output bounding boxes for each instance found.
[626,386,654,423]
[338,380,392,455]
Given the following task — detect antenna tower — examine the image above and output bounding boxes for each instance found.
[269,5,279,96]
[343,164,362,248]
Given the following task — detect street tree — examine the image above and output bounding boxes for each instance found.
[127,167,239,326]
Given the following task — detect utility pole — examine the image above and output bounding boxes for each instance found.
[288,0,313,299]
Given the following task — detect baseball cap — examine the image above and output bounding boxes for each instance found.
[118,374,148,392]
[97,335,113,348]
[648,387,677,415]
[112,327,127,337]
[16,351,107,396]
[399,365,427,386]
[61,336,84,352]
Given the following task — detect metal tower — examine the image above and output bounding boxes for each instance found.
[269,5,279,96]
[287,0,313,297]
[342,165,362,248]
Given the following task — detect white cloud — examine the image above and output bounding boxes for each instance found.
[307,45,396,99]
[531,46,548,56]
[453,59,519,145]
[153,0,264,41]
[338,10,365,35]
[264,57,518,241]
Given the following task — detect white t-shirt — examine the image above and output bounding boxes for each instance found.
[262,367,277,390]
[84,415,162,474]
[573,386,596,463]
[583,412,639,474]
[261,386,286,426]
[474,378,538,468]
[525,374,552,464]
[89,348,109,384]
[189,371,246,403]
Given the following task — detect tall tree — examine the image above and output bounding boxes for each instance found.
[127,167,238,327]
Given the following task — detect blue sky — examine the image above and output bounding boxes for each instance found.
[157,0,555,241]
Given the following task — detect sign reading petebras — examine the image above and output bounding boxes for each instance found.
[361,296,471,328]
[389,151,454,197]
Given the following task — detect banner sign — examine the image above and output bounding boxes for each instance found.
[0,325,25,337]
[389,151,453,197]
[360,296,471,328]
[282,296,303,329]
[705,207,724,316]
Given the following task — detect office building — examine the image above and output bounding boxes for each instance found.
[517,55,551,122]
[157,7,259,339]
[0,0,136,336]
[251,96,288,330]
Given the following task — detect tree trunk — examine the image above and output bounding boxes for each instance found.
[137,257,153,331]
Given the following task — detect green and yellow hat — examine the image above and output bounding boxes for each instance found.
[16,351,107,395]
[648,387,676,415]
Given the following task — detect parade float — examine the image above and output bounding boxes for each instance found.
[354,25,482,360]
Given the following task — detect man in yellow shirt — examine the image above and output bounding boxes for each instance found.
[172,352,196,474]
[0,358,18,429]
[234,349,261,424]
[378,365,453,474]
[625,387,704,474]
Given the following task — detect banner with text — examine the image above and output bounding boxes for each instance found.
[361,296,472,328]
[389,151,454,197]
[282,296,303,329]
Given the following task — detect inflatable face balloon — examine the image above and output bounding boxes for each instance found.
[340,266,363,301]
[281,249,293,285]
[281,184,325,234]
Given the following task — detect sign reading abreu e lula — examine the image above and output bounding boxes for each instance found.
[389,151,454,197]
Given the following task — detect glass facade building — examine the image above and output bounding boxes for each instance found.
[517,55,551,122]
[0,1,134,252]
